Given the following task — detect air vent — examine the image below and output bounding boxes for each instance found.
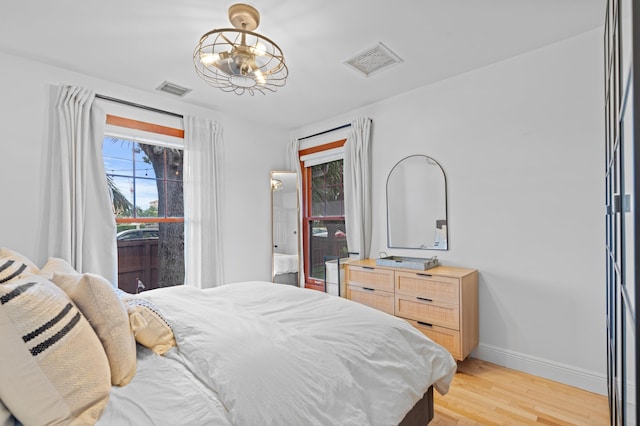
[343,42,403,77]
[156,81,192,97]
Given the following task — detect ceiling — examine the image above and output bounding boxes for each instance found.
[0,1,605,130]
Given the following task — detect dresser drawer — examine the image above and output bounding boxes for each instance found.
[347,285,395,315]
[395,295,459,329]
[406,319,462,360]
[395,271,459,303]
[346,266,394,292]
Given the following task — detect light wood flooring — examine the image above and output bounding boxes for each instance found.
[431,358,609,425]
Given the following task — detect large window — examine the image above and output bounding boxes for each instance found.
[103,131,184,293]
[301,140,348,288]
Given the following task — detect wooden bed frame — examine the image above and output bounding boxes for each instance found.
[399,386,434,426]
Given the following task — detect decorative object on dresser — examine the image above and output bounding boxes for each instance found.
[376,255,439,270]
[345,258,478,361]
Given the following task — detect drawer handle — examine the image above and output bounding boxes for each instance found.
[362,266,375,270]
[417,321,433,328]
[416,273,432,277]
[363,287,375,292]
[416,296,432,302]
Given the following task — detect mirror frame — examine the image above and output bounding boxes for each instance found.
[270,170,301,284]
[385,155,448,250]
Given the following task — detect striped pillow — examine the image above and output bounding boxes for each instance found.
[0,248,39,284]
[0,274,111,425]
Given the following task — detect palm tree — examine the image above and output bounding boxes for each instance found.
[107,175,132,216]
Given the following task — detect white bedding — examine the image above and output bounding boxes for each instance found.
[98,346,232,425]
[99,282,456,425]
[273,253,298,274]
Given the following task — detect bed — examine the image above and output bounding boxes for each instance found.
[0,248,457,426]
[272,252,299,286]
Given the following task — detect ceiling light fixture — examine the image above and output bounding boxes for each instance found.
[193,3,288,95]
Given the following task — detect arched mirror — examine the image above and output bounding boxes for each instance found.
[271,171,300,285]
[386,155,448,250]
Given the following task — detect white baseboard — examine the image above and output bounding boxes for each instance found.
[472,343,608,395]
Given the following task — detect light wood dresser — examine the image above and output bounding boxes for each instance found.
[344,259,478,361]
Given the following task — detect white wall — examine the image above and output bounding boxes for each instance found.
[291,29,606,394]
[0,51,288,284]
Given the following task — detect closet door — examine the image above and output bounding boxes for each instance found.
[605,0,639,424]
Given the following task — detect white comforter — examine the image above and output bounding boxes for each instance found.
[100,282,456,426]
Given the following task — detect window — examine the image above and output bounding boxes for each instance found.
[300,140,348,289]
[102,116,185,293]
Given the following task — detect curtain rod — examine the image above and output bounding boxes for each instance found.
[95,94,184,119]
[298,123,351,141]
[297,118,372,141]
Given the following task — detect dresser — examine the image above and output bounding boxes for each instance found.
[344,259,478,361]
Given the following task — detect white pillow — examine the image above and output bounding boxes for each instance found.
[0,248,39,284]
[38,257,78,280]
[0,274,111,425]
[52,272,137,386]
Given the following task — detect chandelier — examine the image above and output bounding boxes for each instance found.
[193,3,288,95]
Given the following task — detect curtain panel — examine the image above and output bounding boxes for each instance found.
[43,85,118,283]
[184,116,225,288]
[344,118,372,260]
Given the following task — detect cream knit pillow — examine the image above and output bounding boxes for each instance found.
[52,272,137,386]
[0,274,111,425]
[38,257,78,280]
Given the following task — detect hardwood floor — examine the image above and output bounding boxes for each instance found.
[431,358,609,425]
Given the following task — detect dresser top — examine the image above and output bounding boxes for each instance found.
[346,258,477,278]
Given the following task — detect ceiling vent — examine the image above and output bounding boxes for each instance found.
[156,81,192,97]
[343,42,403,77]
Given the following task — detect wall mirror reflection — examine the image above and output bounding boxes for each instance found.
[271,171,300,285]
[386,155,448,250]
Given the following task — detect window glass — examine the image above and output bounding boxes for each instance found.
[103,137,184,292]
[103,139,184,219]
[308,219,347,281]
[311,160,344,217]
[303,156,348,284]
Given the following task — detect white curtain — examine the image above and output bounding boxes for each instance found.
[43,85,117,283]
[343,118,372,260]
[287,137,304,286]
[184,115,224,288]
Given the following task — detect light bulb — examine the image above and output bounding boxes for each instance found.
[254,70,266,85]
[252,42,267,56]
[199,52,220,65]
